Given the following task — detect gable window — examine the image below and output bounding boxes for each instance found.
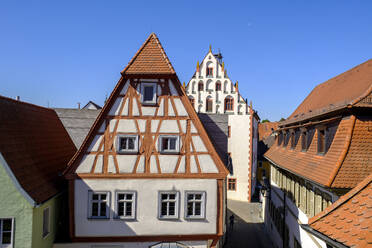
[206,97,213,112]
[89,191,110,219]
[159,135,180,154]
[317,129,326,154]
[42,208,50,238]
[216,82,221,91]
[224,97,234,111]
[0,219,13,246]
[117,135,138,153]
[158,192,179,219]
[228,178,236,191]
[188,97,195,108]
[141,82,157,105]
[206,67,213,77]
[198,82,203,91]
[185,192,206,219]
[115,191,136,220]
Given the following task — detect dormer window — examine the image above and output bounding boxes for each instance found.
[290,131,295,149]
[317,128,326,154]
[206,67,213,77]
[301,131,307,151]
[141,82,157,105]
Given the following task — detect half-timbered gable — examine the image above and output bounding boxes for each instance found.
[63,33,228,248]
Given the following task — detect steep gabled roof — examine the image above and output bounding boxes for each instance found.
[284,59,372,125]
[0,96,76,204]
[122,33,175,75]
[308,174,372,248]
[82,101,102,110]
[65,33,228,178]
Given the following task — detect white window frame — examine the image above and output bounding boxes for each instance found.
[140,82,157,105]
[42,207,50,238]
[115,191,137,220]
[0,218,14,247]
[158,191,180,220]
[117,135,139,154]
[88,191,110,219]
[158,135,180,154]
[185,191,206,220]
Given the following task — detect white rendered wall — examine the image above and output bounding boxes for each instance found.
[74,179,217,237]
[265,182,328,248]
[185,51,248,115]
[227,115,251,202]
[250,117,259,198]
[54,240,207,248]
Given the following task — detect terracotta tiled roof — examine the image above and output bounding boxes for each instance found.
[285,59,372,124]
[0,96,76,204]
[122,33,176,75]
[309,174,372,248]
[258,122,279,141]
[265,116,372,188]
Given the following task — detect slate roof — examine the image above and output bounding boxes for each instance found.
[54,108,100,149]
[0,96,76,204]
[309,174,372,248]
[122,33,176,75]
[284,59,372,125]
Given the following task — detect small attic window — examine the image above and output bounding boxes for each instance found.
[141,82,157,105]
[117,135,139,153]
[317,128,326,155]
[159,135,180,154]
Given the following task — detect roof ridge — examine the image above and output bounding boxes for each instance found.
[0,95,53,112]
[309,173,372,225]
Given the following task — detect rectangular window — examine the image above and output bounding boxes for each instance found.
[159,192,179,219]
[141,82,157,105]
[216,83,221,91]
[116,191,136,219]
[159,135,180,154]
[117,135,139,153]
[301,131,307,151]
[0,219,13,246]
[42,208,50,238]
[185,192,206,219]
[317,129,326,154]
[206,67,213,76]
[206,99,213,112]
[228,178,236,191]
[89,191,110,219]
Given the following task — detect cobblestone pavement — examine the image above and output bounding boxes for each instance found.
[224,200,274,248]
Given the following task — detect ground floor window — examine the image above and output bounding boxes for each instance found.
[228,178,237,191]
[0,218,13,246]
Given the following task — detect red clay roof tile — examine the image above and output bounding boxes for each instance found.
[0,96,76,204]
[309,174,372,248]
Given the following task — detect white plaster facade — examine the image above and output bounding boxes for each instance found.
[74,179,217,237]
[186,49,259,202]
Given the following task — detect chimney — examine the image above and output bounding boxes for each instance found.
[16,96,20,101]
[78,102,81,109]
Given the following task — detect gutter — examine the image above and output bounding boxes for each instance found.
[301,224,349,248]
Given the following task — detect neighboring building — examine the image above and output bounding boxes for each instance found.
[257,122,279,183]
[185,48,259,202]
[60,33,229,248]
[303,174,372,248]
[54,108,100,149]
[82,101,102,110]
[0,96,76,248]
[263,59,372,248]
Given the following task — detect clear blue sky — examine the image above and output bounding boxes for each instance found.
[1,1,371,121]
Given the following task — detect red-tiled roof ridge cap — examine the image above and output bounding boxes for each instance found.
[0,95,54,112]
[121,33,175,75]
[309,173,372,225]
[285,59,372,124]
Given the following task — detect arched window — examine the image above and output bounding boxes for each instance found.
[188,97,195,108]
[191,81,196,92]
[224,96,234,112]
[206,97,213,112]
[198,82,204,91]
[216,81,221,91]
[206,79,213,91]
[224,80,229,92]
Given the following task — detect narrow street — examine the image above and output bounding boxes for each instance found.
[224,200,274,248]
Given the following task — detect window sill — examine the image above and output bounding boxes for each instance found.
[141,102,159,107]
[114,216,137,221]
[87,217,110,220]
[158,217,180,221]
[185,217,206,221]
[159,151,180,155]
[117,150,139,155]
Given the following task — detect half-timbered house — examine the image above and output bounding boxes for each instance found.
[61,33,229,248]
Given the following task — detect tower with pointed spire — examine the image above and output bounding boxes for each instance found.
[185,47,260,203]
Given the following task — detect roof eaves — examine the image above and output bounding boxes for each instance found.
[301,224,349,248]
